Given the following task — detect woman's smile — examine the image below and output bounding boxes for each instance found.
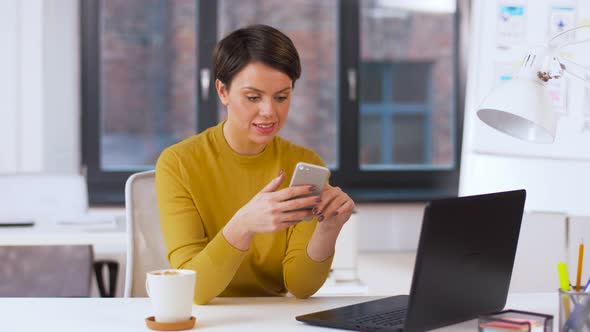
[253,122,277,134]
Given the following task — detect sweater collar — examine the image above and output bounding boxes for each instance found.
[213,120,276,165]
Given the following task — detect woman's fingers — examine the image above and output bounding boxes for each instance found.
[334,199,355,217]
[318,194,348,221]
[314,186,340,217]
[314,186,355,222]
[277,195,320,212]
[274,185,316,202]
[280,210,315,222]
[258,170,285,193]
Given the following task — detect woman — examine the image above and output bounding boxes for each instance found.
[155,24,355,305]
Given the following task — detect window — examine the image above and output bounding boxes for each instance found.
[82,0,465,204]
[98,0,198,171]
[360,62,432,167]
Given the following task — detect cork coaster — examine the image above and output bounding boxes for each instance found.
[145,316,196,331]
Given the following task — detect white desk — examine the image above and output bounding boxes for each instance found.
[0,293,557,331]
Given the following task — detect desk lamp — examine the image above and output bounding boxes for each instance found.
[477,25,590,143]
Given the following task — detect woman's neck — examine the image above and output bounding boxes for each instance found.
[222,121,266,156]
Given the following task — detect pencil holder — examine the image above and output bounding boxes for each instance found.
[559,288,590,331]
[479,309,553,332]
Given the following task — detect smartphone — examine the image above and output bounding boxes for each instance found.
[288,162,330,221]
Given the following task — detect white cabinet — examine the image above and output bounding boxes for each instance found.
[509,212,567,293]
[331,212,358,281]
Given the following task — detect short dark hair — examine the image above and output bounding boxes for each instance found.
[213,24,301,90]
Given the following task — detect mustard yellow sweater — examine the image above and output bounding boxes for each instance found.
[155,121,333,304]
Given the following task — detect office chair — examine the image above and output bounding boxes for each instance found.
[0,245,93,297]
[0,245,119,297]
[124,170,170,297]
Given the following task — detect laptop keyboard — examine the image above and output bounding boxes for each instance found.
[353,309,407,327]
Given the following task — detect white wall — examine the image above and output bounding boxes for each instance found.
[460,0,590,216]
[0,0,79,174]
[0,0,22,172]
[43,0,80,173]
[356,203,425,252]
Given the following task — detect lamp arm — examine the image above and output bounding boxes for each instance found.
[548,25,590,49]
[545,25,590,88]
[557,57,590,89]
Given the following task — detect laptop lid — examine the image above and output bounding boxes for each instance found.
[296,189,526,332]
[404,189,526,331]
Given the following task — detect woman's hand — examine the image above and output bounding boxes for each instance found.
[312,184,355,232]
[223,171,321,250]
[305,184,354,261]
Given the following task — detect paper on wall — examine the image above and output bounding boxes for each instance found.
[547,1,577,42]
[496,1,527,50]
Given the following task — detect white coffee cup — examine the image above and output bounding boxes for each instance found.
[145,269,196,323]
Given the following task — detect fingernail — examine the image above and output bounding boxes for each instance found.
[318,215,325,222]
[332,211,338,217]
[309,185,317,192]
[312,207,319,215]
[279,169,284,177]
[315,198,321,203]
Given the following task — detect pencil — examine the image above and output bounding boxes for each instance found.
[577,240,584,292]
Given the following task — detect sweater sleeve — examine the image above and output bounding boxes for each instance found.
[282,151,333,298]
[155,149,248,304]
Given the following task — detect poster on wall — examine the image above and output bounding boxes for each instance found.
[493,61,521,85]
[547,1,577,42]
[496,1,527,49]
[546,78,568,114]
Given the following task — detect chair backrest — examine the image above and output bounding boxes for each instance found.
[124,170,169,297]
[0,245,93,297]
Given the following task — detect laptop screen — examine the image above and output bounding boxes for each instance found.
[404,189,526,331]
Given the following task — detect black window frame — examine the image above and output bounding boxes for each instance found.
[81,0,466,205]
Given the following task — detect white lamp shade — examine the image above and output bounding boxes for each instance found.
[477,77,558,143]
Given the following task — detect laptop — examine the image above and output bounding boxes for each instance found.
[296,189,526,332]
